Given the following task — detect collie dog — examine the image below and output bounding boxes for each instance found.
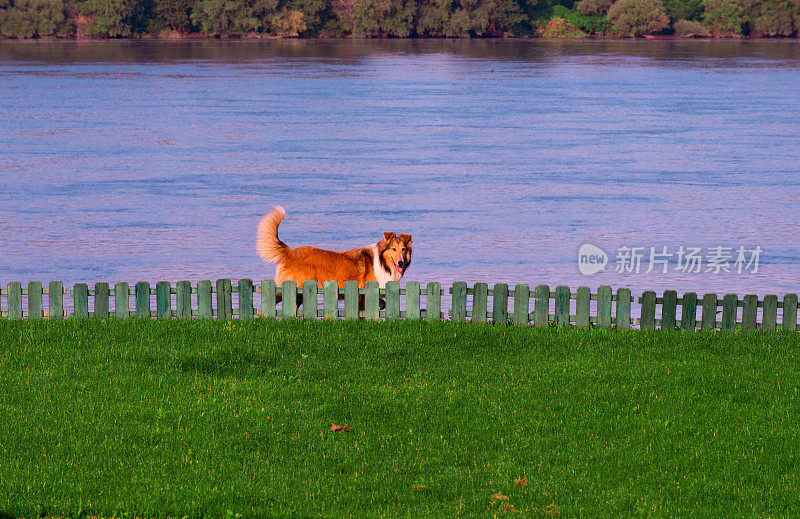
[256,207,412,304]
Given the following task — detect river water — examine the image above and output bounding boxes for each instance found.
[1,39,799,298]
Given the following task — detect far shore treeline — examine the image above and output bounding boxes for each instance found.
[0,0,799,40]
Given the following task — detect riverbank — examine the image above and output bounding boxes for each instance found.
[1,32,795,41]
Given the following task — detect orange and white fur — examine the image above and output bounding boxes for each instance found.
[256,207,412,292]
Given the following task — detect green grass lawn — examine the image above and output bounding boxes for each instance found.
[1,319,799,518]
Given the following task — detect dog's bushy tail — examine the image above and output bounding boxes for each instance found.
[256,206,289,264]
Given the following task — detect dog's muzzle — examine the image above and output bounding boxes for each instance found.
[397,258,409,272]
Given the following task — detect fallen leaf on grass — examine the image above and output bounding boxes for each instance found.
[514,478,528,488]
[329,423,352,433]
[545,503,561,516]
[412,484,426,491]
[492,492,509,501]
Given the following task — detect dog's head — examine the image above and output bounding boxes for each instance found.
[379,232,413,276]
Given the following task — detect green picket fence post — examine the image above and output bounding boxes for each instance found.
[680,292,697,331]
[616,288,631,330]
[282,280,297,319]
[701,293,718,331]
[91,282,108,319]
[661,290,677,330]
[782,294,798,331]
[135,282,151,319]
[8,282,22,320]
[261,280,276,318]
[27,282,43,320]
[721,294,738,331]
[492,283,508,325]
[533,285,550,326]
[114,282,129,320]
[639,291,656,330]
[513,284,530,326]
[554,285,570,328]
[385,281,400,320]
[472,282,487,324]
[427,282,442,321]
[49,281,64,320]
[597,285,612,329]
[576,286,590,330]
[450,281,467,323]
[239,279,254,320]
[344,281,359,320]
[364,281,380,321]
[216,279,232,320]
[176,281,192,320]
[156,281,171,319]
[762,295,778,331]
[741,294,758,331]
[323,281,338,320]
[74,283,89,319]
[302,280,317,320]
[405,281,420,320]
[197,280,213,319]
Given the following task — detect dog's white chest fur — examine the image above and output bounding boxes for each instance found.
[371,244,402,288]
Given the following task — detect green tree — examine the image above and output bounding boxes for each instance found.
[346,0,414,36]
[190,0,258,34]
[420,0,525,36]
[700,0,743,34]
[0,2,36,37]
[149,0,195,32]
[444,0,525,36]
[752,9,794,35]
[416,0,453,35]
[32,0,72,34]
[673,17,710,34]
[662,0,701,22]
[1,0,73,37]
[739,0,797,36]
[551,4,608,32]
[284,0,325,33]
[607,0,669,35]
[79,0,142,36]
[575,0,612,15]
[270,7,305,34]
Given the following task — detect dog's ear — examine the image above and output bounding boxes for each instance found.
[381,232,396,245]
[399,233,412,252]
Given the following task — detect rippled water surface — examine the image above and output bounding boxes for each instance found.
[1,39,799,296]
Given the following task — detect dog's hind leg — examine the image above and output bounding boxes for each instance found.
[274,292,303,315]
[357,295,385,313]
